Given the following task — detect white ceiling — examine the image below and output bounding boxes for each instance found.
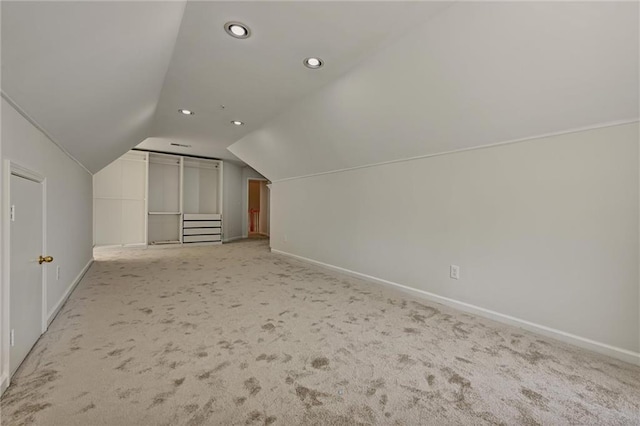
[1,1,186,172]
[1,0,451,172]
[138,1,451,163]
[228,1,639,181]
[3,1,637,177]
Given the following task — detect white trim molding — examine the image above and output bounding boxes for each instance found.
[272,119,640,184]
[245,177,269,238]
[47,259,93,325]
[271,248,640,366]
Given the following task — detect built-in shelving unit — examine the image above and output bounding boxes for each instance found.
[93,150,224,247]
[183,213,222,244]
[181,158,223,245]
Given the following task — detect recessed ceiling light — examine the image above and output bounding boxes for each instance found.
[225,22,250,39]
[179,109,194,115]
[304,57,323,69]
[231,120,244,126]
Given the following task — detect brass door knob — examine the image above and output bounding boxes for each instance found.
[38,255,53,265]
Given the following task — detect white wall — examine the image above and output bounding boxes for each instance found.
[222,161,243,241]
[271,123,639,362]
[1,97,94,390]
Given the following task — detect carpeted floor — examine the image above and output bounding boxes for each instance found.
[1,239,639,425]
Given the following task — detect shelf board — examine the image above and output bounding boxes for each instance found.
[148,212,181,215]
[95,197,146,201]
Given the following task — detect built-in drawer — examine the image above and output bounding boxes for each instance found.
[184,213,221,221]
[183,228,221,236]
[183,220,221,228]
[183,234,222,243]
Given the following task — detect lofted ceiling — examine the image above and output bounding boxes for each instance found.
[1,0,451,172]
[228,1,639,181]
[137,1,451,162]
[3,2,637,177]
[1,1,186,173]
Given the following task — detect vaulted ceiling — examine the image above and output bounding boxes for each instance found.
[1,1,186,172]
[2,1,638,177]
[1,0,449,172]
[139,1,451,163]
[228,1,639,181]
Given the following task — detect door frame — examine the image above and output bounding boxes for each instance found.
[1,160,47,387]
[246,177,269,237]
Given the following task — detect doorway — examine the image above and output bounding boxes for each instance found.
[4,164,48,378]
[247,179,269,238]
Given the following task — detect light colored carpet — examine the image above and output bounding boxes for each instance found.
[1,239,639,425]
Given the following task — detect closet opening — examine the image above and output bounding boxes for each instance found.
[247,179,269,239]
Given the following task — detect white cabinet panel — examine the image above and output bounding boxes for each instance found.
[183,220,221,228]
[94,199,122,245]
[183,228,221,236]
[184,213,221,221]
[121,151,148,162]
[183,234,222,243]
[121,159,146,200]
[93,151,147,246]
[94,160,122,199]
[122,200,146,244]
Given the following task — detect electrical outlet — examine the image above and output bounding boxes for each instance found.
[56,266,61,281]
[450,265,460,280]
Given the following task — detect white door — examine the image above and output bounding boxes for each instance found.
[9,173,45,376]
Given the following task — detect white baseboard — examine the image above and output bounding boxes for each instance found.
[123,243,147,248]
[94,243,146,250]
[271,248,640,366]
[1,372,8,395]
[223,236,244,243]
[47,258,93,325]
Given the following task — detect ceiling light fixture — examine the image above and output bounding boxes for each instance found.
[178,109,194,115]
[170,142,192,148]
[231,120,244,126]
[225,22,251,39]
[303,57,323,69]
